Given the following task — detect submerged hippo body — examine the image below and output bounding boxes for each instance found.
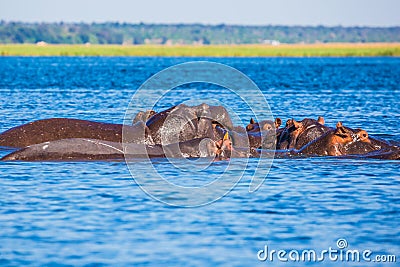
[1,138,139,161]
[1,135,233,161]
[0,118,153,148]
[0,138,192,161]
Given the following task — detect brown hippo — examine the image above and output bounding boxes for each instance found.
[277,117,330,150]
[162,132,239,160]
[336,146,400,160]
[246,118,281,132]
[243,118,281,149]
[0,118,153,148]
[336,125,399,158]
[214,124,275,150]
[214,132,259,159]
[296,122,372,156]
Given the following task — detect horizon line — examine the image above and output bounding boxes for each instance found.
[1,20,400,28]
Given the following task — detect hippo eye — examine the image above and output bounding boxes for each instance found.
[362,133,367,138]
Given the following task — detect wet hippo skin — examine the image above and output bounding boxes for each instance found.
[132,110,156,124]
[1,104,399,161]
[0,118,151,148]
[146,103,231,145]
[277,117,331,150]
[246,118,281,132]
[296,122,372,156]
[0,138,166,161]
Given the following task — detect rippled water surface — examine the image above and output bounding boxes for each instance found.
[0,57,399,266]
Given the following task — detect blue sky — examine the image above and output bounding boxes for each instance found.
[0,0,399,26]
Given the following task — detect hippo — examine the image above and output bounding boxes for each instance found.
[0,118,153,148]
[214,132,259,159]
[1,133,235,161]
[347,148,400,160]
[335,125,400,159]
[213,124,276,151]
[277,117,330,150]
[162,132,236,160]
[132,110,156,124]
[2,102,398,161]
[295,122,372,156]
[0,138,142,161]
[246,118,281,132]
[146,103,233,145]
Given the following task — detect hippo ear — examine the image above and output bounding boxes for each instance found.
[223,132,230,141]
[357,130,370,143]
[317,116,325,125]
[246,119,254,131]
[274,118,282,129]
[335,121,350,137]
[292,119,301,129]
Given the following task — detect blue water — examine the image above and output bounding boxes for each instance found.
[0,57,399,266]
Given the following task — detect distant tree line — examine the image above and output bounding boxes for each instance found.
[0,21,399,44]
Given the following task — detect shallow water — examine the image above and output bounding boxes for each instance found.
[0,57,399,266]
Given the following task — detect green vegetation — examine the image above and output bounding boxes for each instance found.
[1,43,399,57]
[1,21,399,45]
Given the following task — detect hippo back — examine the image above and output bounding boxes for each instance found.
[0,118,125,148]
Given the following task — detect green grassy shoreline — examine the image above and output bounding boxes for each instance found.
[1,43,399,57]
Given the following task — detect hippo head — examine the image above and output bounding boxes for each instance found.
[132,110,156,124]
[278,116,329,150]
[246,118,281,132]
[243,118,278,150]
[340,126,379,155]
[245,118,280,149]
[215,132,234,160]
[198,138,220,158]
[328,122,371,156]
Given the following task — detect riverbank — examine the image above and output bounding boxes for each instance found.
[1,43,399,57]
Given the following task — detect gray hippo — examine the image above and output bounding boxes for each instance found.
[0,134,235,161]
[146,103,233,145]
[1,138,157,161]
